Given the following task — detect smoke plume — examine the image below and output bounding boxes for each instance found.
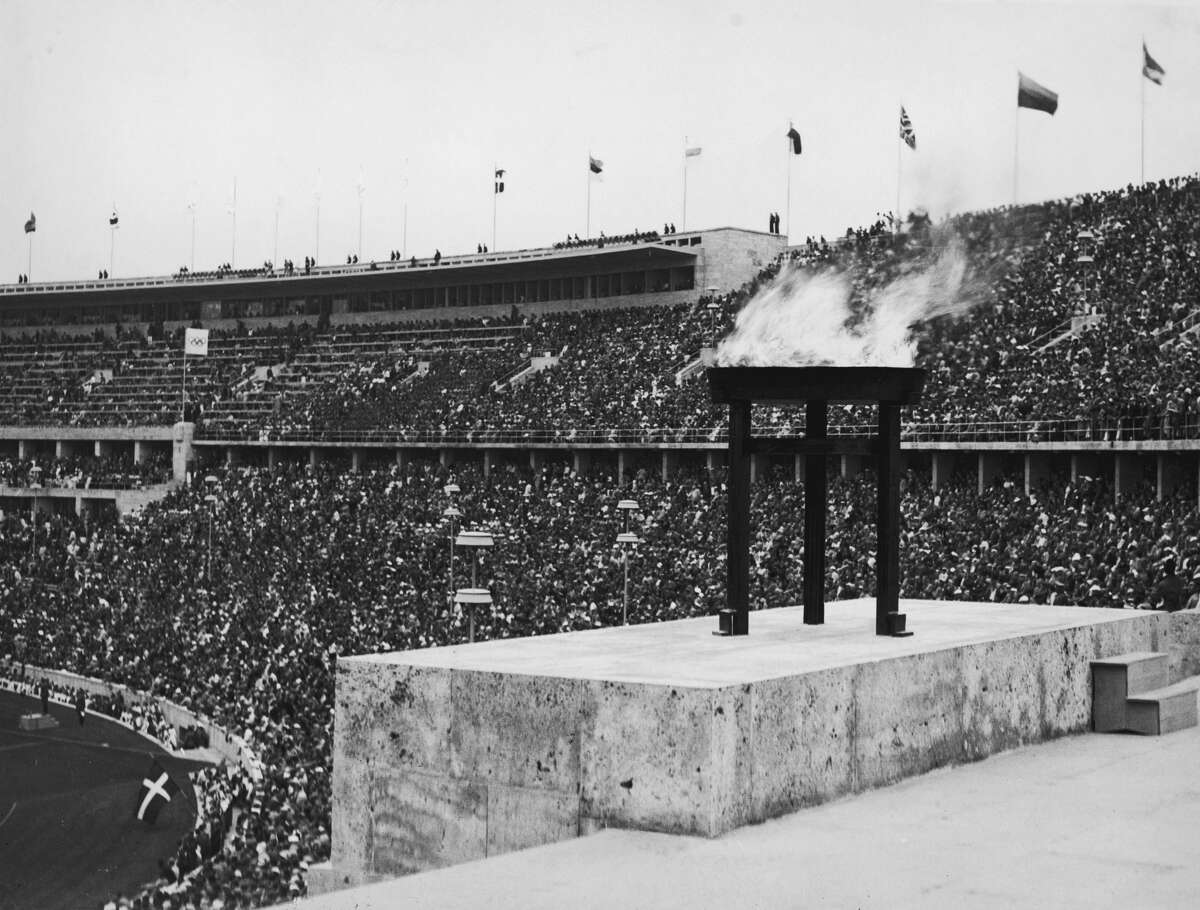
[715,237,977,368]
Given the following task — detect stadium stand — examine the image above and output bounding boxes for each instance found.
[3,178,1200,904]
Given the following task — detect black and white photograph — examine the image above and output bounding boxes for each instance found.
[2,1,1200,908]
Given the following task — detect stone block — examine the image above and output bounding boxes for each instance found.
[748,667,854,820]
[330,756,372,873]
[485,783,579,856]
[579,681,717,835]
[370,767,487,875]
[960,634,1043,760]
[450,670,582,791]
[709,683,754,834]
[1167,610,1200,682]
[851,648,965,790]
[335,660,451,772]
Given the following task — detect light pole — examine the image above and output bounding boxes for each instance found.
[616,531,641,625]
[204,474,219,582]
[443,483,461,610]
[616,498,641,625]
[1076,230,1095,314]
[29,465,43,562]
[454,529,494,642]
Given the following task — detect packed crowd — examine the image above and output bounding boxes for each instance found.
[0,454,173,489]
[0,453,1195,907]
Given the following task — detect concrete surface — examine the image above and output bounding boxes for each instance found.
[330,600,1176,883]
[300,723,1200,909]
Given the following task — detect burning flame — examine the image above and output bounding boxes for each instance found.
[715,238,975,368]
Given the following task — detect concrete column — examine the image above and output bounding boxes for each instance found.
[841,454,864,479]
[530,450,544,472]
[706,451,722,473]
[617,451,628,483]
[750,453,768,484]
[94,440,103,457]
[74,495,82,516]
[1156,454,1184,502]
[931,453,953,492]
[977,452,1003,495]
[395,449,408,470]
[267,447,278,469]
[225,446,240,466]
[662,451,678,482]
[439,449,451,468]
[171,422,194,482]
[1024,453,1051,496]
[18,439,32,460]
[133,440,147,464]
[351,449,363,473]
[309,447,319,468]
[55,440,65,458]
[483,450,494,478]
[573,451,592,475]
[1114,454,1141,500]
[794,453,805,483]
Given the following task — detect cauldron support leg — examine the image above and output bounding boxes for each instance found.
[875,402,911,636]
[803,399,827,624]
[725,400,751,635]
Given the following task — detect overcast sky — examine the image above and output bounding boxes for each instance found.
[4,0,1199,282]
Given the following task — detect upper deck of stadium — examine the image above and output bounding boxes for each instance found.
[0,227,785,330]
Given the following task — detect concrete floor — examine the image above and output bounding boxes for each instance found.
[295,724,1200,909]
[357,598,1143,686]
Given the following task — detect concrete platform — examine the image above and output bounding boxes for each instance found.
[300,722,1200,910]
[329,599,1175,888]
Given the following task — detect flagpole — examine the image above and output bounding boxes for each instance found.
[682,138,688,232]
[27,233,32,280]
[110,222,116,276]
[181,350,187,423]
[189,204,196,271]
[492,161,498,252]
[896,117,902,235]
[230,177,237,269]
[586,150,592,238]
[785,123,792,239]
[273,197,280,267]
[1140,39,1146,185]
[1013,104,1020,205]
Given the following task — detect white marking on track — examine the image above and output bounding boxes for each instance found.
[0,802,16,829]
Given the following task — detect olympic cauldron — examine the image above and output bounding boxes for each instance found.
[706,365,926,638]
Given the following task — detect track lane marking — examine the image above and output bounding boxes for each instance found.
[0,802,15,829]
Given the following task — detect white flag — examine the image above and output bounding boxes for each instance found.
[184,328,209,357]
[685,146,702,158]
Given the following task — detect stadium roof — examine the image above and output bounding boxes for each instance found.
[0,240,697,308]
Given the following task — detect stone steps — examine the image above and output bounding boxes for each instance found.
[1091,652,1200,735]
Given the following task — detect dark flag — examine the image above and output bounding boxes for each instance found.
[1017,72,1058,115]
[1143,43,1165,85]
[109,210,119,226]
[135,760,181,824]
[899,107,916,149]
[494,168,505,194]
[589,156,604,174]
[24,212,36,234]
[786,125,802,155]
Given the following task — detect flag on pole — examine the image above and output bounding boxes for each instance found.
[899,107,917,149]
[109,210,119,227]
[184,327,209,357]
[1017,72,1058,115]
[134,760,181,824]
[24,212,36,233]
[1143,43,1165,85]
[786,126,802,155]
[494,168,505,193]
[685,146,702,158]
[589,156,604,174]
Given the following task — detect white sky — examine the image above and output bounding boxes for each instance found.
[4,0,1199,281]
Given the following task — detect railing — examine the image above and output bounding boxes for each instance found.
[191,416,1197,446]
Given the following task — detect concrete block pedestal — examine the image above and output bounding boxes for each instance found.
[327,599,1171,892]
